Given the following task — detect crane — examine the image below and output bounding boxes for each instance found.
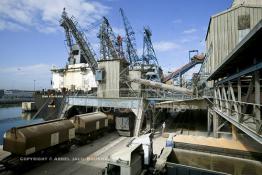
[98,17,124,60]
[142,27,159,66]
[60,8,98,74]
[62,23,74,64]
[119,8,141,66]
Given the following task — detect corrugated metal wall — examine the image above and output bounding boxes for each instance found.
[205,5,262,75]
[97,60,120,98]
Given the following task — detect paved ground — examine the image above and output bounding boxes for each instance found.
[0,146,10,161]
[1,132,132,175]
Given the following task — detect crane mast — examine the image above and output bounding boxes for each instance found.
[142,27,159,66]
[60,8,98,74]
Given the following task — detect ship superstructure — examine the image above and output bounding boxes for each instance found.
[51,44,97,92]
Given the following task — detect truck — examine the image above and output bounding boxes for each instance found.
[105,144,145,175]
[105,133,153,175]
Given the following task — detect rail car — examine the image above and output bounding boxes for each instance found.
[1,119,75,170]
[72,111,109,144]
[0,112,111,171]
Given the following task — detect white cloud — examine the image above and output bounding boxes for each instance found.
[183,28,197,34]
[180,36,199,43]
[172,19,182,24]
[153,41,180,52]
[0,0,110,33]
[0,19,27,31]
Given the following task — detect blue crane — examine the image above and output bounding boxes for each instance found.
[120,8,141,66]
[142,27,159,66]
[98,17,126,61]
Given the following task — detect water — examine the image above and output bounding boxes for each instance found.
[0,105,44,145]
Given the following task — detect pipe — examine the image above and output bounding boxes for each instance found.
[128,77,193,95]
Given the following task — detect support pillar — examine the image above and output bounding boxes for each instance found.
[254,71,261,132]
[254,71,260,116]
[179,73,182,87]
[213,112,219,138]
[146,111,152,131]
[207,108,212,136]
[232,124,238,141]
[237,78,241,122]
[132,99,145,136]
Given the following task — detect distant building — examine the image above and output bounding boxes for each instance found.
[0,90,4,98]
[4,90,13,95]
[51,44,97,92]
[204,0,262,76]
[0,90,33,99]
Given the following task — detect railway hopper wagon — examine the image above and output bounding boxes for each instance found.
[72,112,108,143]
[1,119,75,170]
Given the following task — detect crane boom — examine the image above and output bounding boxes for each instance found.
[119,8,141,65]
[62,24,74,64]
[98,17,121,60]
[63,25,73,52]
[60,9,98,74]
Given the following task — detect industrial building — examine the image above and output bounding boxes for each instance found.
[205,0,262,74]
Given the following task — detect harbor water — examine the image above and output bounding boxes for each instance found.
[0,105,43,145]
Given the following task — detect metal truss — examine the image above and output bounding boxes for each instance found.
[209,69,262,143]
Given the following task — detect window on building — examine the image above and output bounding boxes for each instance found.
[238,14,250,42]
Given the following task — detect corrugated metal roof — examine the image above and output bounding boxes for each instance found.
[232,0,262,8]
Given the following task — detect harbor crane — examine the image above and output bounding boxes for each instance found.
[120,8,141,66]
[98,17,125,60]
[60,8,98,74]
[142,27,163,82]
[142,27,159,66]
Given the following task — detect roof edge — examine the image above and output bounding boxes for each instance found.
[205,5,262,41]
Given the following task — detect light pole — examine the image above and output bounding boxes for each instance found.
[34,80,36,92]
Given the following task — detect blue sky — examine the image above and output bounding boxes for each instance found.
[0,0,232,90]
